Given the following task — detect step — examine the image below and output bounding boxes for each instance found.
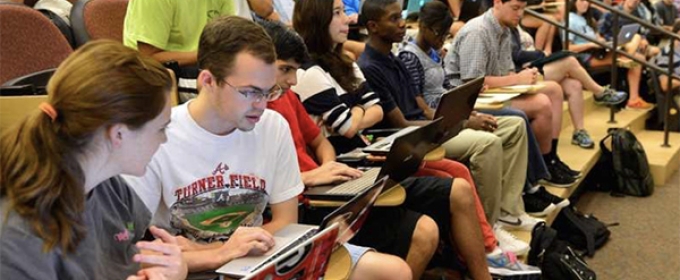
[636,130,680,186]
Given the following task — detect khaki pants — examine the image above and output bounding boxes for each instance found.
[440,116,528,224]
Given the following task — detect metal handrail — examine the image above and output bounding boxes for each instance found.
[524,0,676,147]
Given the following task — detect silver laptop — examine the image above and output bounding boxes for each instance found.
[217,177,387,278]
[604,23,641,48]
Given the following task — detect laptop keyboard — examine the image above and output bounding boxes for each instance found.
[327,168,381,195]
[251,228,319,272]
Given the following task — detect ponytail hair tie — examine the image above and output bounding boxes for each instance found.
[39,102,58,122]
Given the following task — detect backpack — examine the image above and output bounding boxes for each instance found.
[551,207,613,257]
[38,9,76,48]
[528,222,597,280]
[585,128,655,196]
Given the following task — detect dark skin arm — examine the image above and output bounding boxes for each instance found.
[384,107,431,128]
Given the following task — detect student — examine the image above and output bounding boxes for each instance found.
[259,20,413,280]
[654,0,679,31]
[358,0,544,234]
[0,40,186,280]
[569,0,650,110]
[444,0,581,186]
[599,0,660,58]
[292,0,494,278]
[123,0,235,66]
[124,16,303,272]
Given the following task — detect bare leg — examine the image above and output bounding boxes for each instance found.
[449,179,492,280]
[510,93,553,153]
[590,52,645,101]
[561,78,585,130]
[351,251,413,280]
[538,81,564,138]
[405,216,438,279]
[522,15,555,54]
[543,56,604,94]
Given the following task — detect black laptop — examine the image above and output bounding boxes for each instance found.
[304,118,443,201]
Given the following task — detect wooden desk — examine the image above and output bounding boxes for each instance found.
[474,102,504,110]
[308,185,406,207]
[325,245,352,280]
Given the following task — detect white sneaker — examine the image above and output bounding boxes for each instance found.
[493,226,530,256]
[498,212,544,231]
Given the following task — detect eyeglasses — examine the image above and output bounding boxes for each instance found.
[223,79,283,102]
[430,27,451,41]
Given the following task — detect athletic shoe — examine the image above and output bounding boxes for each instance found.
[593,86,627,106]
[493,226,530,256]
[498,212,543,231]
[523,191,557,217]
[626,98,653,110]
[572,129,594,149]
[487,250,542,279]
[533,186,570,209]
[544,161,576,187]
[555,158,582,178]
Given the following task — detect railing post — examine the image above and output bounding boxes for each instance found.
[663,38,674,147]
[609,13,620,124]
[564,0,570,51]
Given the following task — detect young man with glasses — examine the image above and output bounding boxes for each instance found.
[124,16,304,272]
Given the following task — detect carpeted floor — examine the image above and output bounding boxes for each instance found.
[576,169,680,280]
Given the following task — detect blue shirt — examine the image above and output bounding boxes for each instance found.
[343,0,361,16]
[567,12,597,45]
[358,44,426,128]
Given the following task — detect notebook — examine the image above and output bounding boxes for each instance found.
[604,23,641,48]
[218,177,387,277]
[304,118,442,201]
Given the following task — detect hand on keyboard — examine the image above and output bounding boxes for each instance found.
[219,227,276,260]
[302,161,363,187]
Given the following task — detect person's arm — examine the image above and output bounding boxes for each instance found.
[309,134,337,164]
[301,161,363,187]
[415,96,435,120]
[181,227,275,272]
[568,41,602,52]
[397,50,434,119]
[262,198,299,234]
[138,42,197,66]
[358,104,384,129]
[483,68,539,88]
[445,0,461,18]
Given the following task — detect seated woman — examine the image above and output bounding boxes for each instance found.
[589,0,654,109]
[0,40,186,280]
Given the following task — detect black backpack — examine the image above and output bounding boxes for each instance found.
[528,222,597,280]
[551,207,613,257]
[585,128,654,196]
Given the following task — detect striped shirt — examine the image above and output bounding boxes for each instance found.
[291,63,380,136]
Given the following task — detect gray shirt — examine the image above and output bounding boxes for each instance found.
[445,9,515,87]
[399,42,448,108]
[0,176,151,280]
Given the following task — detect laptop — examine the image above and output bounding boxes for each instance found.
[604,23,641,48]
[362,76,484,154]
[241,224,339,280]
[304,118,443,201]
[217,177,387,278]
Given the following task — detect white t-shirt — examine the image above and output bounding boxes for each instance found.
[124,102,303,242]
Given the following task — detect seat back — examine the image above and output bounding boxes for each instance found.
[0,4,73,85]
[71,0,129,47]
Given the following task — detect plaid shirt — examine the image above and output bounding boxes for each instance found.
[445,9,515,87]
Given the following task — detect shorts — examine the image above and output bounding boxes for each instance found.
[344,243,374,267]
[575,53,593,68]
[401,176,454,248]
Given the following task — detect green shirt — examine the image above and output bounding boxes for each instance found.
[123,0,235,51]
